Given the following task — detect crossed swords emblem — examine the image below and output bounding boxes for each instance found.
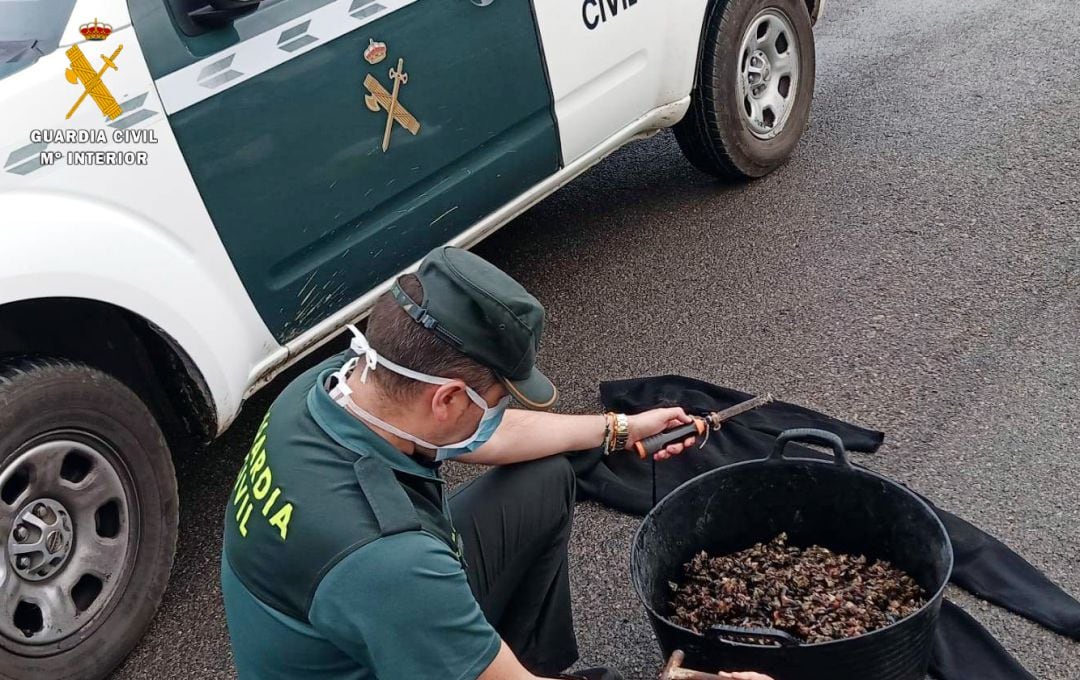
[364,57,421,152]
[64,44,124,120]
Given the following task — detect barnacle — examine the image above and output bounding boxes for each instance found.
[667,534,926,644]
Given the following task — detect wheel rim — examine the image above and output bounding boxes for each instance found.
[738,8,800,140]
[0,435,136,648]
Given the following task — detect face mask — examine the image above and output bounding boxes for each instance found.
[328,325,509,461]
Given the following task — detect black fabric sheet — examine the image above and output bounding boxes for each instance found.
[568,375,1080,680]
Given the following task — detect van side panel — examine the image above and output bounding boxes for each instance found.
[532,0,709,162]
[0,2,280,429]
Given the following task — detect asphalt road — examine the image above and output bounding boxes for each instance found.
[113,0,1080,677]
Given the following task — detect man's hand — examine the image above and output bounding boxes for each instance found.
[718,673,773,680]
[626,407,696,460]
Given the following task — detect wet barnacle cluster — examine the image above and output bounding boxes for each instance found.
[668,533,926,644]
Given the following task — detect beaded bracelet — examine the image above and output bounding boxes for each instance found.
[603,412,620,455]
[601,414,614,455]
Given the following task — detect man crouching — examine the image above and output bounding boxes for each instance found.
[221,246,769,680]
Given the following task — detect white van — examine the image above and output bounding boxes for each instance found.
[0,0,821,676]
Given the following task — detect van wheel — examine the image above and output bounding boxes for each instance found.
[675,0,816,179]
[0,358,177,680]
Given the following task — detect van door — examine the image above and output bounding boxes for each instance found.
[131,0,560,341]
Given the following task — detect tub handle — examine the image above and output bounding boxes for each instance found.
[706,624,802,647]
[769,428,852,469]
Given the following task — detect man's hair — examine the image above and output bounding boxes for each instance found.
[365,274,499,402]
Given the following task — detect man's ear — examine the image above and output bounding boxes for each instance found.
[429,381,469,422]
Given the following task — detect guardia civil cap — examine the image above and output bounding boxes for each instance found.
[390,246,557,410]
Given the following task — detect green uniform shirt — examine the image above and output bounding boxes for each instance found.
[221,352,501,680]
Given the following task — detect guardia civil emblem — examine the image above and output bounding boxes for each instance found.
[64,19,123,120]
[364,56,421,153]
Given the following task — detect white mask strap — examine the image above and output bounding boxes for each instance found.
[343,325,489,410]
[327,325,505,452]
[346,324,379,384]
[329,356,359,403]
[328,383,444,450]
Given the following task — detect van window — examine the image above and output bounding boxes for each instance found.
[0,0,77,79]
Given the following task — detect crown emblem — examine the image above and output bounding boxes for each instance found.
[364,38,387,65]
[80,18,113,41]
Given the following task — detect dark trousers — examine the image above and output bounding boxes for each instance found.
[449,455,580,676]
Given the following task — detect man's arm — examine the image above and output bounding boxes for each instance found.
[310,532,568,680]
[458,407,697,466]
[310,532,505,679]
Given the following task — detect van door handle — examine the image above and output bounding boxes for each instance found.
[190,0,262,28]
[470,0,495,6]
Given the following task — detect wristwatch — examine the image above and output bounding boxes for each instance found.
[613,413,629,452]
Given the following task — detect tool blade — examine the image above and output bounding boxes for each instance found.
[708,393,774,428]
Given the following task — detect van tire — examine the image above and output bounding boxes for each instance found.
[0,357,177,680]
[676,0,816,179]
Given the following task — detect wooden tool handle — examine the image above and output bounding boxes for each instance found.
[634,418,707,459]
[659,650,732,680]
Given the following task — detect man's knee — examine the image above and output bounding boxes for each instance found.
[532,454,576,510]
[499,455,576,528]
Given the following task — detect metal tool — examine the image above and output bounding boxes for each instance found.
[634,393,774,459]
[658,650,733,680]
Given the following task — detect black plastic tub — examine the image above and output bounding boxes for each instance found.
[631,428,953,680]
